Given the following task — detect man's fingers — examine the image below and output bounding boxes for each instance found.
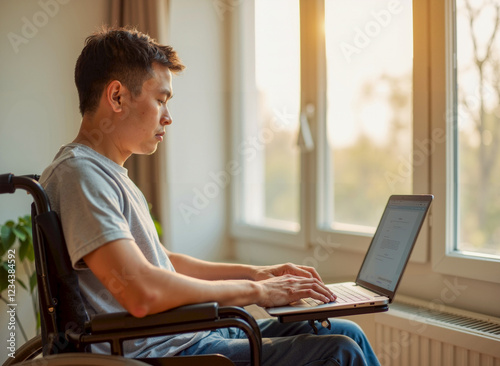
[291,265,314,278]
[282,263,324,282]
[302,280,336,302]
[284,276,336,302]
[258,274,336,307]
[296,265,323,282]
[296,267,336,301]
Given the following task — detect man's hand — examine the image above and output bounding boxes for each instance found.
[252,262,323,282]
[255,274,336,308]
[250,263,337,307]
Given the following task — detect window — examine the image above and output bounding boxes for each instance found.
[430,0,500,283]
[232,0,500,283]
[232,0,304,247]
[321,0,413,234]
[454,0,500,257]
[233,0,418,250]
[240,0,301,231]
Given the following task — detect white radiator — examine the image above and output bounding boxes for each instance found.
[374,301,500,366]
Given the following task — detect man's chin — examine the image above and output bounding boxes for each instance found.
[134,144,159,156]
[147,146,158,155]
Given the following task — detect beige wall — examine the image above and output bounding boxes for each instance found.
[0,0,231,351]
[0,0,109,222]
[0,0,110,347]
[163,0,231,260]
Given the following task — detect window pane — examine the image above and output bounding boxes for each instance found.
[241,0,301,230]
[455,0,500,257]
[323,0,413,232]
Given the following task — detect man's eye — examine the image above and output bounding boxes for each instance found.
[158,100,166,105]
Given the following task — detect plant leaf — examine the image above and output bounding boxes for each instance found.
[29,272,38,293]
[0,237,5,257]
[24,224,32,240]
[12,226,27,242]
[26,241,35,262]
[19,215,31,226]
[1,225,15,249]
[19,236,35,262]
[19,239,29,261]
[0,265,8,293]
[154,220,163,237]
[36,312,41,332]
[17,278,27,291]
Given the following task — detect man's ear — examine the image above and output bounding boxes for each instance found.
[106,80,125,113]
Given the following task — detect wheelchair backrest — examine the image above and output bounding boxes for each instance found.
[0,174,89,355]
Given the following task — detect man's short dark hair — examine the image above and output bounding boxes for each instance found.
[74,26,185,116]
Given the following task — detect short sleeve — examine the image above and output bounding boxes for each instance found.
[47,158,134,268]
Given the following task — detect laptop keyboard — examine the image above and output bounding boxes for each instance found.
[291,284,371,308]
[331,284,371,303]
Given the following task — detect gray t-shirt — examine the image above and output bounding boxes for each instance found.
[40,143,208,357]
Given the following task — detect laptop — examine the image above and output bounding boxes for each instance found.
[266,194,433,318]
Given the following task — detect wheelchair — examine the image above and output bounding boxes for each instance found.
[0,174,262,366]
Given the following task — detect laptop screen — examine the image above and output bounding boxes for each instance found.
[356,195,433,300]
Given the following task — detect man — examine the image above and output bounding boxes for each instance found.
[40,27,380,365]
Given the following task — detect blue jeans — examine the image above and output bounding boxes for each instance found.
[178,318,380,366]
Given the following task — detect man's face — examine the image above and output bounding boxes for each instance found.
[118,63,173,156]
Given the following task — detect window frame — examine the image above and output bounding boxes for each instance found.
[429,0,500,284]
[230,0,500,283]
[229,0,305,249]
[305,0,430,262]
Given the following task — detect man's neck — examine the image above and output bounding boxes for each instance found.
[73,114,130,166]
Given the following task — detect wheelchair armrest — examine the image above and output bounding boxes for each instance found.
[87,302,219,334]
[74,303,262,364]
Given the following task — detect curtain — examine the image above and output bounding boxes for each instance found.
[109,0,168,222]
[110,0,160,36]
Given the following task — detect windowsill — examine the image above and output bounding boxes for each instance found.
[432,241,500,285]
[233,237,500,318]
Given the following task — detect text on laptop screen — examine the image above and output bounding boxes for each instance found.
[357,198,429,292]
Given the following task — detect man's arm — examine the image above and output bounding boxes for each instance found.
[164,247,328,283]
[84,239,336,318]
[165,249,257,280]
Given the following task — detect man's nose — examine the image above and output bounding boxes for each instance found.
[161,107,172,125]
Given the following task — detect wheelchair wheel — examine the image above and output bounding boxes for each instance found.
[3,335,43,366]
[5,354,150,366]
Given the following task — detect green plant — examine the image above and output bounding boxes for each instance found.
[0,215,39,343]
[148,203,163,238]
